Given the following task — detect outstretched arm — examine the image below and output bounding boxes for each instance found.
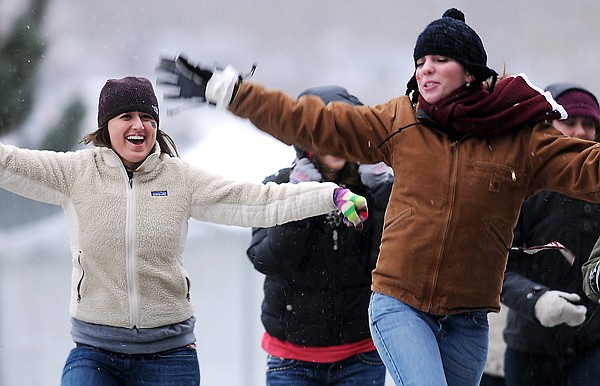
[155,53,396,165]
[188,167,367,229]
[0,141,78,206]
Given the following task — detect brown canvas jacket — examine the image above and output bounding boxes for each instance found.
[231,82,600,315]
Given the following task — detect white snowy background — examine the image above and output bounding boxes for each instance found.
[1,0,600,385]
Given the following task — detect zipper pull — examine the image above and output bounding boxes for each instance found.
[511,170,516,181]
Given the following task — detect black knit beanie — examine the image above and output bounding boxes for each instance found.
[407,8,497,95]
[97,76,160,128]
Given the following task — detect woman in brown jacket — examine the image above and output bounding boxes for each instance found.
[157,8,600,386]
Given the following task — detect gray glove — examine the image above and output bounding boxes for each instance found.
[289,158,322,184]
[358,162,392,189]
[534,290,587,327]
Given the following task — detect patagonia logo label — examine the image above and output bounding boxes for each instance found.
[151,191,168,197]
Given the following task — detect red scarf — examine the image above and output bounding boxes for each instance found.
[418,74,567,136]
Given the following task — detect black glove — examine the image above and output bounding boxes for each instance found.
[156,54,213,101]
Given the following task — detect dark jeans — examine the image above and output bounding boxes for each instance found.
[480,373,505,386]
[61,344,200,386]
[265,349,386,386]
[504,346,600,386]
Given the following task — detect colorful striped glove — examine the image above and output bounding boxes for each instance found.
[333,187,368,231]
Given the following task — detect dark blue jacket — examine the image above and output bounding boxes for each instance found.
[502,190,600,355]
[246,166,392,346]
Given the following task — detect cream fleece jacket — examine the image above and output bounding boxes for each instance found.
[0,142,338,328]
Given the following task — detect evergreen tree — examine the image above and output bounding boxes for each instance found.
[0,0,87,228]
[0,0,48,135]
[0,0,86,151]
[40,97,86,152]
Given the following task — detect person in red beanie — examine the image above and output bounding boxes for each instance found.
[158,8,600,386]
[500,84,600,386]
[0,76,368,386]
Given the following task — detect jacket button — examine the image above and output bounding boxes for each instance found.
[286,305,293,311]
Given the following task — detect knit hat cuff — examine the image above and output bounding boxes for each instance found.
[97,77,159,128]
[557,90,600,128]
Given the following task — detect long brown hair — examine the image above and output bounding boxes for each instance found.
[81,125,180,158]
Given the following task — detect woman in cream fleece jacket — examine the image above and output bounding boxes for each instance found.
[0,76,367,386]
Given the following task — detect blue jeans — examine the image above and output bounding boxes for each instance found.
[61,344,200,386]
[504,345,600,386]
[369,292,488,386]
[265,349,386,386]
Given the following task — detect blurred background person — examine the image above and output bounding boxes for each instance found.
[501,83,600,386]
[246,86,393,386]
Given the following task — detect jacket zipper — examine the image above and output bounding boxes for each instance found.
[125,171,140,328]
[332,230,341,340]
[430,141,460,310]
[76,251,84,302]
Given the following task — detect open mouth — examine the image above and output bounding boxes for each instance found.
[127,135,145,145]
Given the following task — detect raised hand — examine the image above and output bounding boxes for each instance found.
[156,54,213,101]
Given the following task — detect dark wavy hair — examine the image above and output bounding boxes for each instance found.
[312,156,364,193]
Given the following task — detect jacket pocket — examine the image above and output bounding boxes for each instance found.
[384,207,412,228]
[266,355,299,372]
[473,161,520,193]
[185,277,191,301]
[485,222,510,254]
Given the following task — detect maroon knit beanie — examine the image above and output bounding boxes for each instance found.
[555,90,600,128]
[97,76,160,128]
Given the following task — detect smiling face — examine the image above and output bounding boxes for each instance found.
[108,111,157,169]
[415,55,475,105]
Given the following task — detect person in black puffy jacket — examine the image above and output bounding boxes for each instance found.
[246,85,393,386]
[500,83,600,386]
